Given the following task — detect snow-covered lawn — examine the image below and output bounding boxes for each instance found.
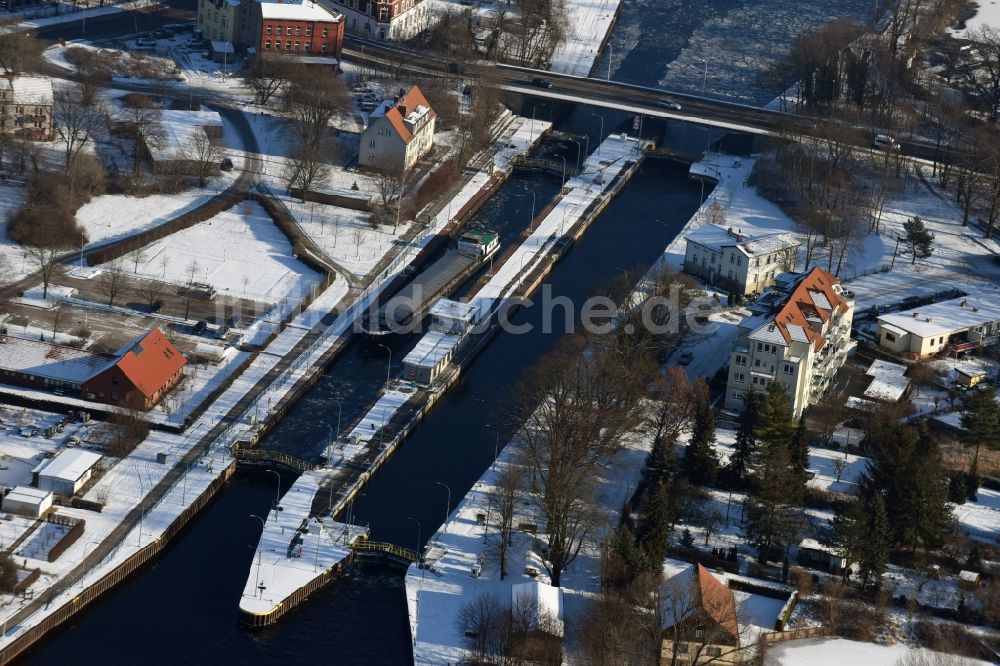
[953,0,1000,35]
[75,171,240,248]
[953,487,1000,545]
[11,284,76,310]
[18,522,72,562]
[765,637,991,666]
[93,200,322,305]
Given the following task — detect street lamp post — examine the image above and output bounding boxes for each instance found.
[590,112,605,155]
[377,343,392,390]
[607,43,613,81]
[266,469,281,519]
[435,481,452,531]
[250,514,267,597]
[560,155,567,187]
[330,399,342,448]
[407,516,422,554]
[522,184,536,230]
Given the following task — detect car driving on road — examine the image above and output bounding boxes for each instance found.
[658,96,682,110]
[532,77,552,88]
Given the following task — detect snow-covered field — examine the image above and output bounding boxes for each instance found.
[75,170,240,248]
[766,637,991,666]
[548,0,621,77]
[94,201,322,304]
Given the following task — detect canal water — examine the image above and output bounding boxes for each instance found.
[16,0,874,662]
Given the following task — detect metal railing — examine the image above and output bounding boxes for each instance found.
[231,445,314,473]
[351,540,419,562]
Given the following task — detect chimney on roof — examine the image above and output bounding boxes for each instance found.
[727,227,734,236]
[397,104,407,117]
[961,299,968,307]
[925,317,932,322]
[912,312,919,318]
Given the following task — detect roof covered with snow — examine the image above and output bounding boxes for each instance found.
[260,1,342,22]
[149,109,223,161]
[402,330,461,370]
[36,449,101,483]
[878,295,1000,339]
[5,486,52,504]
[429,299,478,323]
[863,358,910,402]
[0,335,113,386]
[0,75,53,106]
[685,223,798,256]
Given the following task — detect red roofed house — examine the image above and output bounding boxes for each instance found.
[725,267,855,417]
[659,564,742,665]
[358,86,436,173]
[82,328,186,410]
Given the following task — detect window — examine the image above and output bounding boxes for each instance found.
[754,358,761,368]
[295,26,301,35]
[369,139,375,147]
[734,372,745,383]
[735,354,747,366]
[783,363,793,375]
[275,26,282,35]
[707,647,722,658]
[286,40,292,49]
[266,25,272,34]
[264,39,271,49]
[736,256,742,266]
[730,391,739,399]
[321,43,328,52]
[756,342,763,352]
[730,254,735,264]
[306,27,312,36]
[676,643,689,654]
[710,254,715,264]
[322,27,329,37]
[304,42,311,51]
[294,40,301,50]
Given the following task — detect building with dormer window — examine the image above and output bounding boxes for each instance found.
[725,268,854,417]
[359,86,436,172]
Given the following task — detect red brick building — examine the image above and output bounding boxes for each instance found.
[0,328,185,410]
[258,2,345,58]
[83,329,186,409]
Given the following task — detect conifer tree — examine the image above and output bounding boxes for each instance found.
[755,382,795,453]
[902,215,935,264]
[862,493,890,588]
[788,413,810,501]
[685,396,719,486]
[642,432,677,493]
[637,481,674,571]
[727,390,759,486]
[959,388,1000,500]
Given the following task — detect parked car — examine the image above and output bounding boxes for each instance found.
[192,320,208,335]
[531,77,552,88]
[658,96,682,110]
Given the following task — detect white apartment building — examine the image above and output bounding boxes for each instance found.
[322,0,430,40]
[197,0,240,43]
[683,224,799,296]
[359,86,435,172]
[725,268,855,417]
[876,295,1000,359]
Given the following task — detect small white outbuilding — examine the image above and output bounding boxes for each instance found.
[3,486,53,518]
[33,449,102,496]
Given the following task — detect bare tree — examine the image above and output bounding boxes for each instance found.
[0,29,41,74]
[513,333,650,587]
[488,462,525,580]
[51,302,65,339]
[455,593,510,664]
[119,99,164,177]
[182,260,200,320]
[351,227,365,258]
[285,65,351,147]
[98,257,129,306]
[125,244,148,274]
[180,132,226,187]
[243,54,294,105]
[371,170,402,228]
[284,141,331,202]
[26,243,62,299]
[54,85,109,172]
[140,278,162,311]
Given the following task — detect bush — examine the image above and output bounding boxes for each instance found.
[0,553,18,593]
[7,170,96,247]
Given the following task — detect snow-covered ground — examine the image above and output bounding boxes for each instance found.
[75,171,240,248]
[93,201,322,305]
[953,487,1000,544]
[766,637,992,666]
[548,0,622,77]
[16,0,160,30]
[953,0,1000,35]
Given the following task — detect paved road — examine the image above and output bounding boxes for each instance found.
[342,36,954,166]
